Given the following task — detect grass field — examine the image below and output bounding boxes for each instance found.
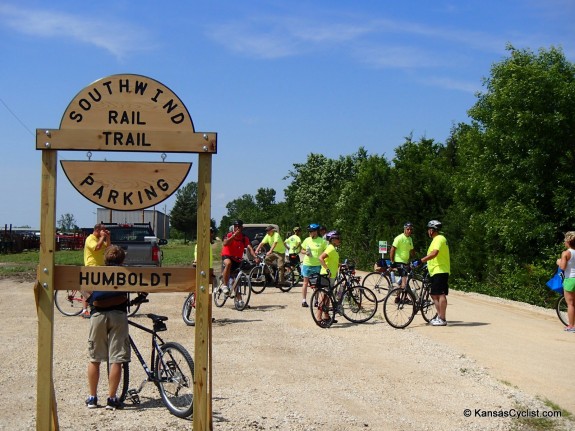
[0,240,222,278]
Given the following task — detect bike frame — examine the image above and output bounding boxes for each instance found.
[127,319,165,389]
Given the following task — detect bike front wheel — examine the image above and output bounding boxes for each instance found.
[361,272,392,303]
[155,342,194,418]
[181,293,196,326]
[126,293,141,317]
[341,286,378,323]
[383,287,416,329]
[249,266,267,294]
[213,276,227,307]
[54,290,84,316]
[234,274,252,311]
[310,287,336,328]
[419,285,437,323]
[556,295,568,326]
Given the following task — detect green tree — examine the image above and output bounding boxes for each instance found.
[170,182,198,242]
[451,45,575,303]
[57,213,78,232]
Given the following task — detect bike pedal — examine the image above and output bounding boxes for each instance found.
[127,389,141,404]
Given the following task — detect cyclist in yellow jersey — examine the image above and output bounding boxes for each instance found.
[390,222,415,289]
[255,225,288,284]
[300,223,327,307]
[417,220,450,326]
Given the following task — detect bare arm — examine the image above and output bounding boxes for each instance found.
[557,250,571,270]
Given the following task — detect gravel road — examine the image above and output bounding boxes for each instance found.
[0,277,573,431]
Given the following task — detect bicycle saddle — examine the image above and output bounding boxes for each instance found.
[147,313,168,322]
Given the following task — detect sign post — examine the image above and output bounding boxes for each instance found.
[35,74,217,430]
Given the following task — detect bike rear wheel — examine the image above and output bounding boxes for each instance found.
[556,295,568,326]
[341,286,378,323]
[54,290,84,316]
[155,342,194,418]
[115,362,130,403]
[310,287,336,328]
[234,274,252,311]
[249,266,267,294]
[181,293,196,326]
[361,272,392,303]
[383,287,416,329]
[284,264,300,289]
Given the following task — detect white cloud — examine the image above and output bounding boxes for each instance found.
[0,4,153,59]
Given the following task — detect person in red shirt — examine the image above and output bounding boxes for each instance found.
[221,220,256,294]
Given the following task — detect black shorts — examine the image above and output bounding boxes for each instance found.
[430,273,449,296]
[396,263,410,277]
[222,256,242,272]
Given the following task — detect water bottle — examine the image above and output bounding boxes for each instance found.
[228,277,234,294]
[306,246,312,257]
[390,271,396,285]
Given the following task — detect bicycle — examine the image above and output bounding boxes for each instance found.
[118,312,194,418]
[54,290,146,317]
[556,294,568,326]
[309,260,378,328]
[362,259,421,303]
[249,253,293,294]
[213,260,253,311]
[382,264,437,329]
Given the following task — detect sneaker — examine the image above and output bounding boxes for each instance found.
[564,326,575,332]
[302,301,309,308]
[106,397,123,410]
[81,310,91,319]
[237,300,245,308]
[431,317,447,326]
[85,395,98,409]
[221,283,230,295]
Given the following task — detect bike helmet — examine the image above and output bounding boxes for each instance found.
[307,223,320,231]
[233,219,244,227]
[427,220,442,230]
[326,230,341,241]
[404,221,413,228]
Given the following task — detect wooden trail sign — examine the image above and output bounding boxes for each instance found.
[35,74,215,431]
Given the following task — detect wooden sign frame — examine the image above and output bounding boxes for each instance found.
[35,74,215,430]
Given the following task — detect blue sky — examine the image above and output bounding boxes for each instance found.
[1,0,574,230]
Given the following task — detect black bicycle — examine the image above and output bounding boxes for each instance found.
[249,253,293,294]
[118,313,195,418]
[309,260,378,328]
[556,294,568,326]
[382,264,436,329]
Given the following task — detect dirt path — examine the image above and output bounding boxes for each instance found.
[414,289,575,411]
[0,277,573,431]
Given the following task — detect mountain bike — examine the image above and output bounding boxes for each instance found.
[309,260,378,328]
[54,290,145,317]
[556,295,568,326]
[118,313,194,418]
[249,253,293,294]
[213,260,252,311]
[362,260,423,303]
[382,264,436,329]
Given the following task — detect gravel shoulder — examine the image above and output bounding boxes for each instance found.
[0,277,573,431]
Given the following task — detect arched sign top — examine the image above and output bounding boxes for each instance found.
[37,74,217,153]
[61,74,195,132]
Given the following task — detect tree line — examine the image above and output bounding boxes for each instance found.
[171,46,575,308]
